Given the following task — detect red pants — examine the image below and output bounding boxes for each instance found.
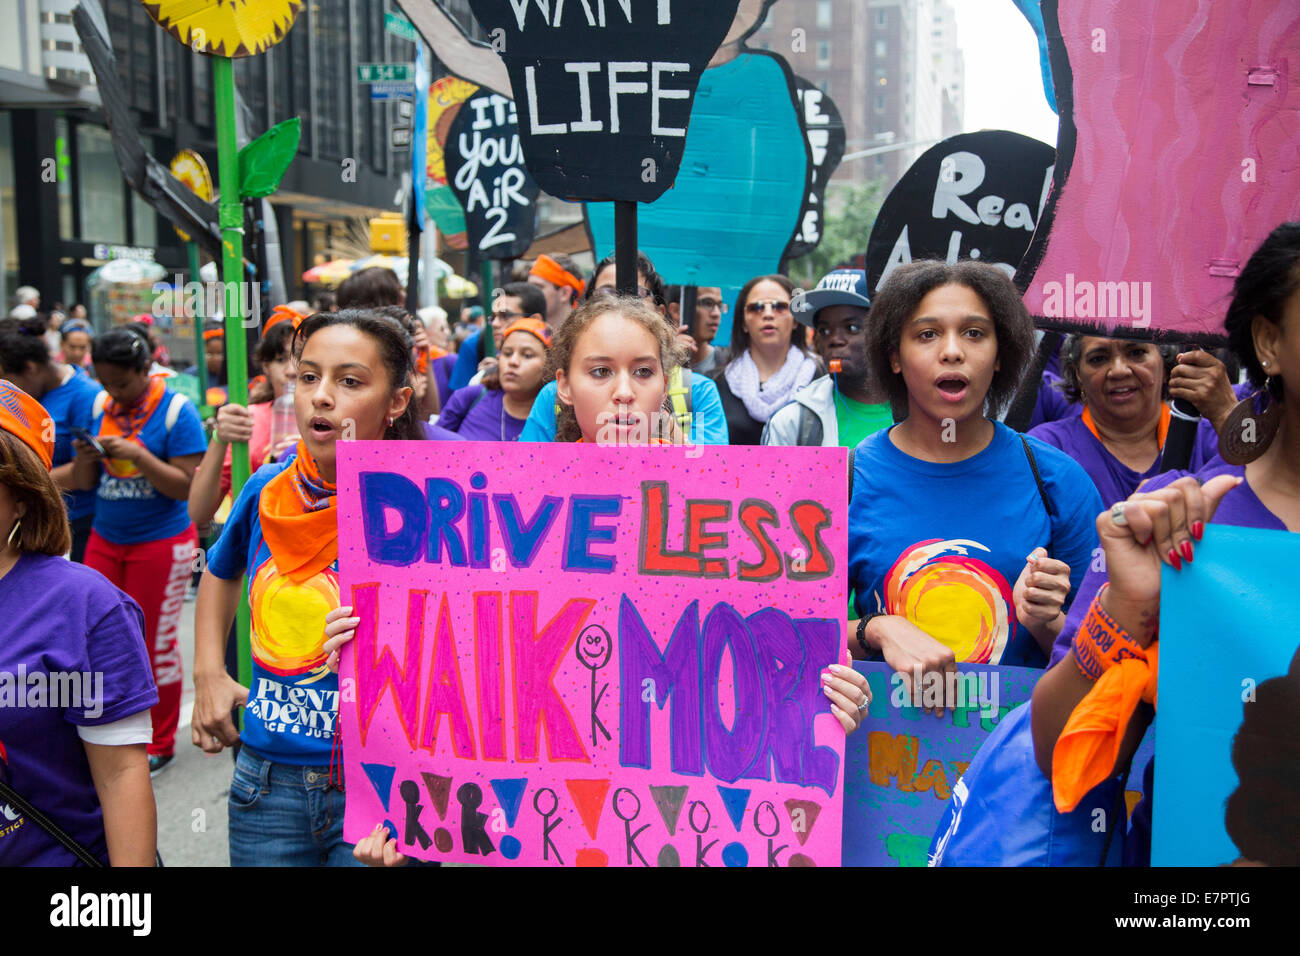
[86,526,198,757]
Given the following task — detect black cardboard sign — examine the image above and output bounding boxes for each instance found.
[783,76,846,264]
[865,130,1056,294]
[466,0,740,203]
[445,91,541,262]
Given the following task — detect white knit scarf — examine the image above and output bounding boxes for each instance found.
[724,345,819,423]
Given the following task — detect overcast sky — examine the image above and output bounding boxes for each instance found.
[953,0,1060,147]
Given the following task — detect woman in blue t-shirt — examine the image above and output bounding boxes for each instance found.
[0,316,103,561]
[848,261,1103,703]
[69,327,207,776]
[191,309,420,867]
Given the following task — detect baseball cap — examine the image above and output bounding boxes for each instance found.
[790,269,871,327]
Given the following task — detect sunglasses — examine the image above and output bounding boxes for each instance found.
[745,300,791,316]
[490,310,524,324]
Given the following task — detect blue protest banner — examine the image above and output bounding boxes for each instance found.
[845,661,1155,866]
[1155,524,1300,866]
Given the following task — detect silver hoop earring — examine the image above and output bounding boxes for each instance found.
[6,519,20,553]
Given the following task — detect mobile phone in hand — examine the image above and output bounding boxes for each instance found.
[70,427,106,456]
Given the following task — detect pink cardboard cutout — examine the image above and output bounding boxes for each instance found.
[337,442,847,867]
[1018,1,1300,342]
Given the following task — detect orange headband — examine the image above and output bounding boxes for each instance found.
[502,317,552,349]
[203,328,224,341]
[530,255,585,298]
[0,379,54,470]
[264,305,306,336]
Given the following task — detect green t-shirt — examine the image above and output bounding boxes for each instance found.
[834,389,893,449]
[836,389,891,620]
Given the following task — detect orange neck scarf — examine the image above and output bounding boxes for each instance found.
[99,375,166,441]
[1081,403,1171,450]
[1052,642,1159,813]
[258,441,338,584]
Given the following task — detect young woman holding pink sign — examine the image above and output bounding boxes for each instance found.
[328,292,873,866]
[191,310,417,866]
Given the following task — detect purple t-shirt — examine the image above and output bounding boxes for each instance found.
[437,384,527,442]
[433,353,457,409]
[0,553,157,865]
[1030,410,1220,507]
[1027,370,1081,431]
[1049,457,1287,667]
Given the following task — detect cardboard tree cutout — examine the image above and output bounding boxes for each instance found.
[135,0,303,689]
[866,131,1056,295]
[585,0,813,290]
[444,91,542,264]
[463,0,741,204]
[1018,0,1300,343]
[783,75,847,266]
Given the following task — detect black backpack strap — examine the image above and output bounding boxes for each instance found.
[0,779,103,867]
[1019,434,1057,556]
[797,404,824,446]
[848,446,857,501]
[1019,434,1056,518]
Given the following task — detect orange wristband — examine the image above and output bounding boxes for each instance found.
[1072,585,1147,681]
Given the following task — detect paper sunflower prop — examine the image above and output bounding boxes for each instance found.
[140,0,302,57]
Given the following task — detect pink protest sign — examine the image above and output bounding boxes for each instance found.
[336,442,848,867]
[1019,1,1300,341]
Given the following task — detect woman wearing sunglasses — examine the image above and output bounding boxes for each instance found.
[712,274,821,445]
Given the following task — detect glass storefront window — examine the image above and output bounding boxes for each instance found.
[76,123,128,244]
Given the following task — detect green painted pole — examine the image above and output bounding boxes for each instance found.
[186,241,210,418]
[480,259,495,357]
[214,56,252,690]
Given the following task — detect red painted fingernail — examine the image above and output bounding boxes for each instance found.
[1180,540,1194,562]
[1192,521,1204,540]
[1168,548,1182,571]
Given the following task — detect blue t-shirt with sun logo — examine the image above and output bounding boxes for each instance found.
[90,388,206,544]
[847,422,1102,667]
[207,462,340,764]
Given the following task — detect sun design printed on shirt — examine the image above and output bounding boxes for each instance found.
[249,559,338,683]
[101,441,142,480]
[879,539,1015,664]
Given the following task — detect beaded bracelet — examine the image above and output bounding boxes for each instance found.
[1072,584,1148,681]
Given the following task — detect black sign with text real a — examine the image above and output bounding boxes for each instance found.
[466,0,740,203]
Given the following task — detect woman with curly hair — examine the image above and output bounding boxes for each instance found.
[848,261,1102,695]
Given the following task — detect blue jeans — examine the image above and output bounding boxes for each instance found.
[227,745,365,867]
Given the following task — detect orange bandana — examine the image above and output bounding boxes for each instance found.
[99,375,166,443]
[503,317,552,349]
[0,380,54,469]
[264,305,306,336]
[1081,404,1171,449]
[530,255,585,298]
[1052,642,1158,813]
[258,441,338,584]
[203,328,224,341]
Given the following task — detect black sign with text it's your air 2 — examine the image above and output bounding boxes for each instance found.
[466,0,740,203]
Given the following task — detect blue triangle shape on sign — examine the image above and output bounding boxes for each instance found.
[363,762,397,812]
[716,785,751,833]
[489,778,529,828]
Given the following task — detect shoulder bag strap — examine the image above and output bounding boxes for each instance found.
[0,779,104,867]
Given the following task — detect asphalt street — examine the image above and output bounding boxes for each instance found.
[150,593,231,867]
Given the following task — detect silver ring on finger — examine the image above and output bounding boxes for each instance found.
[857,695,870,714]
[1110,502,1128,526]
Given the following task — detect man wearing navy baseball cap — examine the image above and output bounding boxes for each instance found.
[762,269,892,447]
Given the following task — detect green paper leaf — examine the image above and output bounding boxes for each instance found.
[238,117,300,199]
